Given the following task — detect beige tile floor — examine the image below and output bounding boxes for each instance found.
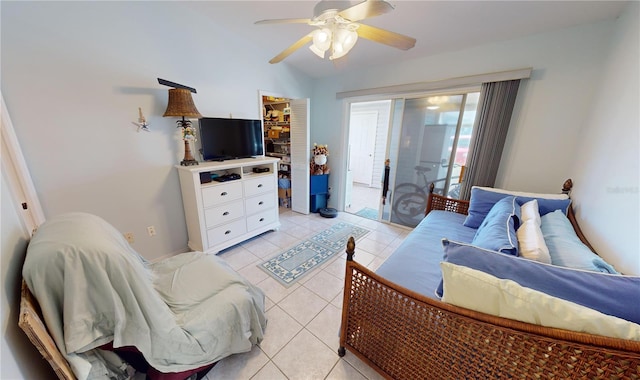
[206,207,409,380]
[344,183,381,216]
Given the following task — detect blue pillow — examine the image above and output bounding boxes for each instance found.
[471,196,520,256]
[437,239,640,323]
[463,187,571,228]
[437,240,640,324]
[464,188,510,228]
[540,210,619,274]
[516,196,572,217]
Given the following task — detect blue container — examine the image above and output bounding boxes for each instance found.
[310,174,329,212]
[310,174,329,195]
[310,193,327,213]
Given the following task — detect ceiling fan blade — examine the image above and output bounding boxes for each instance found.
[255,18,311,25]
[269,33,314,64]
[338,0,394,22]
[356,23,416,50]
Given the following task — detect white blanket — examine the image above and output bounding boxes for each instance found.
[23,213,266,379]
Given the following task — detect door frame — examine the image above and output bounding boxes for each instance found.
[338,87,481,224]
[258,90,310,214]
[1,92,46,233]
[339,96,391,216]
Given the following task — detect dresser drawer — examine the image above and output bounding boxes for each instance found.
[202,181,243,208]
[246,208,277,232]
[243,176,275,197]
[206,219,247,247]
[245,193,276,215]
[204,200,245,228]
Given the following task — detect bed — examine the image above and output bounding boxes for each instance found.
[338,180,640,379]
[19,212,267,380]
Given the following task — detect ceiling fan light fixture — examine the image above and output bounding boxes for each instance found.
[341,28,358,50]
[329,44,344,60]
[312,28,332,50]
[309,43,326,58]
[329,26,358,60]
[257,0,416,64]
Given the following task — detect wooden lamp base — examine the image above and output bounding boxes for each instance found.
[181,139,198,166]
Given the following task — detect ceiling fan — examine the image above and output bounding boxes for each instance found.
[255,0,416,63]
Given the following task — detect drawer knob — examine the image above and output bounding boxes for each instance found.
[258,201,264,205]
[259,218,265,222]
[221,191,228,196]
[225,230,231,235]
[223,211,230,216]
[257,184,263,188]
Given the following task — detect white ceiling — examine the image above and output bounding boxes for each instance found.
[188,1,628,78]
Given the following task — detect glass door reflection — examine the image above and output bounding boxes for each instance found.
[389,93,479,227]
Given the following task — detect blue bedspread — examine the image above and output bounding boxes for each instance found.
[376,210,477,299]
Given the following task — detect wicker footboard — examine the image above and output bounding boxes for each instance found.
[338,245,640,380]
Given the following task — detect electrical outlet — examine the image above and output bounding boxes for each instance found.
[147,226,156,237]
[124,232,135,244]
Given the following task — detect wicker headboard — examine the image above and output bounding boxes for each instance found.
[19,280,75,380]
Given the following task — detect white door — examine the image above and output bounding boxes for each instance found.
[349,111,378,186]
[289,98,310,214]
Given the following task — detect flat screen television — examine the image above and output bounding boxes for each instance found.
[199,117,264,161]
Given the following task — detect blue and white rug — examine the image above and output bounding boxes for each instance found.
[259,222,370,286]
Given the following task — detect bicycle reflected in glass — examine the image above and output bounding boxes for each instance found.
[392,164,461,226]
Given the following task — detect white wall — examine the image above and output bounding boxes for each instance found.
[1,1,312,261]
[570,2,639,275]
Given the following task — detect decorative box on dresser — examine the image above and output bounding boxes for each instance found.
[176,157,280,253]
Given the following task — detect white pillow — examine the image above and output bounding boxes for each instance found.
[473,186,569,200]
[517,219,551,263]
[520,199,541,226]
[440,262,640,341]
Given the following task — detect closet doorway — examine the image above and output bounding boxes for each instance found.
[260,91,310,214]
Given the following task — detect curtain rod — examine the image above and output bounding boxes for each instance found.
[336,68,532,99]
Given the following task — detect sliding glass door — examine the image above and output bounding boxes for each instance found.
[388,92,479,227]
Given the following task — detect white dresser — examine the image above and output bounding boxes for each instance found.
[176,157,280,253]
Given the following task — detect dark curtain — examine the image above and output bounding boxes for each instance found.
[459,80,521,200]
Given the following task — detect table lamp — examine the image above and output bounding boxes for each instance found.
[163,88,202,166]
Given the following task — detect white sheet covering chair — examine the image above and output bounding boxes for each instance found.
[20,212,267,380]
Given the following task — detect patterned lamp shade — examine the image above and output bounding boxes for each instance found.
[163,88,202,118]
